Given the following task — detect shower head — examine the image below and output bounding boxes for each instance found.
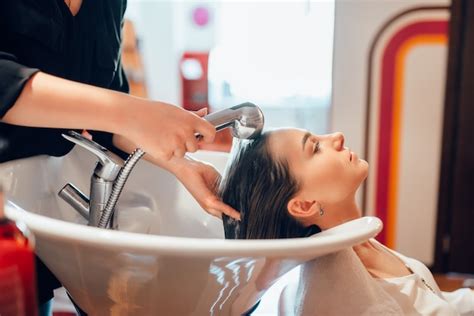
[202,102,264,139]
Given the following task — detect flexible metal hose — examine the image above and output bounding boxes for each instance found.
[98,148,145,228]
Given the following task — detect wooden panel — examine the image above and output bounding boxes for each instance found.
[447,0,474,273]
[435,0,474,273]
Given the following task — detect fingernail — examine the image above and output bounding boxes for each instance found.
[231,213,241,221]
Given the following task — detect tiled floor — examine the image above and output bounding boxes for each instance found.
[434,273,474,292]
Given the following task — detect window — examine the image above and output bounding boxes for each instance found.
[209,1,335,134]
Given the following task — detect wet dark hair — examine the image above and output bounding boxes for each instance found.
[219,132,321,239]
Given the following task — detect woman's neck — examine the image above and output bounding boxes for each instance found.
[322,195,361,228]
[327,197,372,250]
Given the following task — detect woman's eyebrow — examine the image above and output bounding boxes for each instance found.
[302,132,311,151]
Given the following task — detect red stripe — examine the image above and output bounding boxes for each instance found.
[375,20,448,244]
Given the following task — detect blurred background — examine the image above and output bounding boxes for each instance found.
[124,0,334,146]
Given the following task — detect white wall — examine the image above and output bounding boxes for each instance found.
[331,0,450,264]
[331,0,449,164]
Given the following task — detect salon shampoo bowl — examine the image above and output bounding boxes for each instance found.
[2,147,382,315]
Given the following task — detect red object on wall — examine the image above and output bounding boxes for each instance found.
[180,51,232,152]
[180,51,209,112]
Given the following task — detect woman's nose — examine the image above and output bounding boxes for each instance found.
[329,132,345,150]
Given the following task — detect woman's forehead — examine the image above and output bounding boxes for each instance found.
[269,128,306,139]
[268,128,307,159]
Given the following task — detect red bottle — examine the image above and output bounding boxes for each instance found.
[0,191,38,316]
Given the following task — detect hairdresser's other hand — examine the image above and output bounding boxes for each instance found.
[173,157,241,220]
[175,108,240,220]
[123,100,215,161]
[111,143,241,219]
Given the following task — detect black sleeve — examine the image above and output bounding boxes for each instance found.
[0,51,39,117]
[110,56,130,94]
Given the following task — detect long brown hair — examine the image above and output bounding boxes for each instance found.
[219,132,320,239]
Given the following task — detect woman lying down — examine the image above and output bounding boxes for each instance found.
[219,128,474,315]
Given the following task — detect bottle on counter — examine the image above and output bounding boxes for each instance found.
[0,188,38,316]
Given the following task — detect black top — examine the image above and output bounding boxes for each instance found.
[0,0,129,305]
[0,0,129,162]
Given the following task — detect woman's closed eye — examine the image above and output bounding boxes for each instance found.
[313,141,320,154]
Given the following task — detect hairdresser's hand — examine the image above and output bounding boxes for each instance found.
[112,142,240,219]
[173,157,241,220]
[122,101,215,161]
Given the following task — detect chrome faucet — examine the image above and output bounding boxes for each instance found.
[58,131,125,227]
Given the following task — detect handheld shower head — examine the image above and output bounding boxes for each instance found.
[202,102,264,139]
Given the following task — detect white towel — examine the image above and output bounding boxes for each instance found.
[293,248,404,316]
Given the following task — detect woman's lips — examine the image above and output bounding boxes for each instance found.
[347,148,357,162]
[351,151,358,162]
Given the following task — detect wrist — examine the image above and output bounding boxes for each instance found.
[107,93,137,135]
[164,156,190,177]
[140,152,189,176]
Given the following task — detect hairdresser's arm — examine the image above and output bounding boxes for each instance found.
[113,132,240,220]
[3,72,237,219]
[2,72,215,161]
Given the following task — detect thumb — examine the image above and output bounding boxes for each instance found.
[195,107,208,117]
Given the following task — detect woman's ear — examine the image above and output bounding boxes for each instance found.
[287,197,320,225]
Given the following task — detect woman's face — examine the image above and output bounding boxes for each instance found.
[268,128,368,205]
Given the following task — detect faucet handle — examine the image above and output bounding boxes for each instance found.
[62,131,124,181]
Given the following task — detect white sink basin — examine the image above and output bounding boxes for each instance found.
[2,147,382,315]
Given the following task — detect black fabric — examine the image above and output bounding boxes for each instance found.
[0,0,129,162]
[0,0,129,304]
[35,257,62,304]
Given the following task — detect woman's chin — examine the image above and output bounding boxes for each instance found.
[360,160,369,177]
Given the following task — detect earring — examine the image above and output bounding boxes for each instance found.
[319,205,324,216]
